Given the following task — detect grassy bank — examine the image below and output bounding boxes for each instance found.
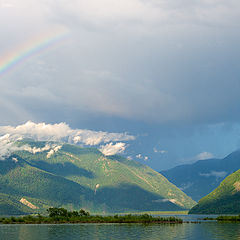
[0,208,183,224]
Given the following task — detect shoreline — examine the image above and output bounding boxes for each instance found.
[0,215,184,225]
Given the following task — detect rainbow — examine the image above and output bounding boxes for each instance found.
[0,28,69,76]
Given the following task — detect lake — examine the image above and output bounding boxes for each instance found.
[1,215,240,240]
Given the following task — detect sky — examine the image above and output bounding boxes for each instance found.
[0,0,240,170]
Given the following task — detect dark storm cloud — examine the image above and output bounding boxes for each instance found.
[1,0,240,125]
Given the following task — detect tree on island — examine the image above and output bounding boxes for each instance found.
[47,207,90,218]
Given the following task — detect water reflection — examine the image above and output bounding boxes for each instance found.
[1,222,240,240]
[200,222,240,240]
[0,224,183,240]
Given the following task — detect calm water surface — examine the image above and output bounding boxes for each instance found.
[0,215,240,240]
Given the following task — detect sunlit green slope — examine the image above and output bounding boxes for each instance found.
[0,140,196,214]
[189,169,240,214]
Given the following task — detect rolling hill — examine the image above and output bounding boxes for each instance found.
[0,140,196,215]
[189,169,240,214]
[161,150,240,201]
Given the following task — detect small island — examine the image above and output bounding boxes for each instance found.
[204,215,240,222]
[0,207,183,224]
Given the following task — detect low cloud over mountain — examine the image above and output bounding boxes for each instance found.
[0,121,135,159]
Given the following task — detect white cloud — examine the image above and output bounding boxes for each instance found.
[195,152,214,160]
[0,121,135,145]
[0,121,135,159]
[46,145,62,158]
[99,142,126,156]
[0,134,26,160]
[180,151,215,164]
[144,156,149,161]
[0,134,63,160]
[136,153,149,161]
[153,147,167,154]
[199,171,227,178]
[0,134,15,160]
[23,144,51,154]
[18,143,62,159]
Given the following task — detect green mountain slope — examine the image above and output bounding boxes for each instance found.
[189,169,240,214]
[0,157,92,214]
[0,140,196,214]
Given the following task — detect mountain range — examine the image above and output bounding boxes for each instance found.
[0,140,195,215]
[161,150,240,201]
